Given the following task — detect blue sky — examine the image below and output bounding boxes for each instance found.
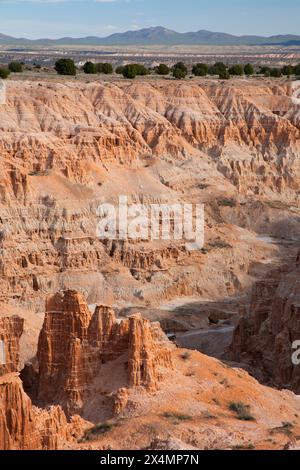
[0,0,299,39]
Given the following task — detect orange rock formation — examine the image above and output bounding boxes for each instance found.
[229,250,300,392]
[0,314,86,449]
[37,291,174,414]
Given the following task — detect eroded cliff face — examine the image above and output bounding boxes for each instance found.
[0,315,23,375]
[1,80,299,199]
[37,290,174,415]
[1,293,300,450]
[229,252,300,393]
[0,314,86,449]
[0,374,83,450]
[0,79,299,311]
[1,77,300,450]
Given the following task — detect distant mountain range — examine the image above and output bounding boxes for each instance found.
[1,27,300,47]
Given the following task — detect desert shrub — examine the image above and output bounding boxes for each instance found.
[173,68,186,79]
[219,70,230,80]
[270,68,282,78]
[172,62,188,79]
[192,63,208,76]
[96,62,113,74]
[259,66,271,75]
[115,65,125,74]
[181,351,191,360]
[156,63,170,75]
[270,422,294,437]
[80,422,117,442]
[173,67,187,79]
[229,64,244,76]
[217,198,236,207]
[174,62,187,72]
[172,62,187,80]
[294,64,300,76]
[134,64,149,76]
[281,65,294,76]
[163,412,192,421]
[208,65,217,75]
[83,61,96,74]
[55,58,76,76]
[209,62,227,75]
[232,443,255,450]
[122,64,138,79]
[229,402,255,421]
[244,63,254,76]
[0,68,10,79]
[8,61,23,73]
[122,63,149,79]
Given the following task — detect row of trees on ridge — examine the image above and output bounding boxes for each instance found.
[1,59,300,80]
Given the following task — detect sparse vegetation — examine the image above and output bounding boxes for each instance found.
[228,64,244,76]
[270,68,282,78]
[244,63,254,76]
[281,65,294,76]
[210,62,227,75]
[163,412,193,421]
[155,64,170,75]
[212,398,221,406]
[294,63,300,76]
[122,63,149,79]
[270,422,294,437]
[181,351,191,361]
[8,61,23,73]
[192,63,208,77]
[83,61,96,74]
[229,402,255,421]
[202,411,217,420]
[185,371,195,377]
[0,68,10,79]
[55,58,76,76]
[219,70,230,80]
[220,378,230,388]
[217,198,236,208]
[208,239,232,250]
[232,443,255,450]
[29,170,49,177]
[173,62,188,80]
[80,421,118,442]
[259,66,271,75]
[96,63,113,74]
[115,65,125,74]
[122,64,137,79]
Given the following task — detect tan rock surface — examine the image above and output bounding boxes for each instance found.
[1,77,300,450]
[0,316,23,375]
[229,250,300,393]
[37,291,174,415]
[1,291,300,450]
[0,79,299,314]
[0,314,87,450]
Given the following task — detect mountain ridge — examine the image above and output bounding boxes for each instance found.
[0,26,300,46]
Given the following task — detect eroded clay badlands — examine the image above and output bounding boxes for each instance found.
[1,77,300,450]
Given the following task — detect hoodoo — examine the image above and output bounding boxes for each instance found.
[36,291,174,414]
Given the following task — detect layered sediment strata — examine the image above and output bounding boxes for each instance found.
[1,292,300,450]
[0,79,300,311]
[0,80,299,200]
[229,253,300,392]
[0,315,23,375]
[0,314,85,449]
[37,290,174,414]
[0,374,81,450]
